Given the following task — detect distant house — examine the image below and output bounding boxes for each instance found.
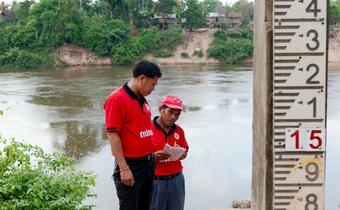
[0,2,11,21]
[154,14,177,30]
[227,12,242,28]
[206,12,227,28]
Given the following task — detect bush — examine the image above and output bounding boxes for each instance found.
[208,29,253,64]
[81,16,131,57]
[153,49,173,58]
[193,49,203,57]
[208,38,252,64]
[0,137,96,209]
[181,52,190,58]
[160,27,182,50]
[139,27,161,53]
[0,48,53,69]
[112,38,145,64]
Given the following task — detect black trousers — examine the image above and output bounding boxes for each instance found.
[113,154,155,210]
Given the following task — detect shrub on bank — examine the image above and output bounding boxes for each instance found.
[0,137,96,209]
[112,38,145,64]
[208,29,253,64]
[0,48,53,69]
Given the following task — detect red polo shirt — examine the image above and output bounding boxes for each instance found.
[104,84,155,158]
[151,117,189,176]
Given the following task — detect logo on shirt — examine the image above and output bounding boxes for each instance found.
[174,132,179,140]
[140,129,153,138]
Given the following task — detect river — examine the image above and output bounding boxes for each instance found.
[0,65,339,209]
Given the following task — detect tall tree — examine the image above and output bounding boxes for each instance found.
[183,0,206,31]
[200,0,223,14]
[155,0,176,15]
[11,0,35,22]
[105,0,129,19]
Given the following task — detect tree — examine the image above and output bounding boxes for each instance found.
[105,0,129,20]
[330,3,340,25]
[183,0,206,30]
[11,0,35,22]
[28,0,86,48]
[200,0,223,14]
[231,0,254,26]
[155,0,176,15]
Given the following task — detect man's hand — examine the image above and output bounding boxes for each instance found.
[154,150,171,160]
[120,168,135,187]
[179,149,188,160]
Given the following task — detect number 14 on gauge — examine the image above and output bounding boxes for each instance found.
[285,128,325,151]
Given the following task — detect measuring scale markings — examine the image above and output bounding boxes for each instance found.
[273,0,327,209]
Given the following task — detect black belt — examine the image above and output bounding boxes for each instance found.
[125,153,154,161]
[154,172,181,180]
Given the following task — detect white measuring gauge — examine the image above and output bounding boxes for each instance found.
[273,0,327,209]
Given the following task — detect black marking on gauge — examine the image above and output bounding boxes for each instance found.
[274,66,296,70]
[275,32,296,36]
[274,118,324,123]
[274,202,290,206]
[275,46,288,50]
[275,196,295,199]
[275,190,299,194]
[274,99,295,103]
[275,151,324,155]
[274,25,300,29]
[274,92,299,96]
[274,124,300,129]
[275,171,291,174]
[275,12,288,16]
[274,183,323,187]
[274,208,287,210]
[274,138,286,142]
[275,145,286,149]
[275,177,288,181]
[274,59,300,63]
[274,52,324,56]
[274,80,287,83]
[274,132,285,135]
[274,39,291,43]
[274,85,324,90]
[274,106,291,109]
[275,164,295,168]
[274,18,325,22]
[274,4,292,9]
[275,73,291,77]
[275,157,299,161]
[275,112,287,116]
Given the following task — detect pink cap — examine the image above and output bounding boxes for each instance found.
[160,95,184,111]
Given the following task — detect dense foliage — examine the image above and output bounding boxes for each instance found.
[0,0,258,69]
[208,28,253,64]
[0,136,96,209]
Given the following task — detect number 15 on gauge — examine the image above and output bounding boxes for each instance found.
[285,128,325,151]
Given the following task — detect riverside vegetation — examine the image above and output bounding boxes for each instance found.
[0,0,255,69]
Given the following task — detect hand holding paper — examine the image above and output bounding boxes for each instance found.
[162,143,186,161]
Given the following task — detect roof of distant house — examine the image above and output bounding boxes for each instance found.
[154,14,176,19]
[227,12,242,18]
[208,12,225,18]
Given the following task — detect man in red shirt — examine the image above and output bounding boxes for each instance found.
[104,61,162,210]
[150,95,189,210]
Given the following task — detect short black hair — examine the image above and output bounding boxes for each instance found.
[133,60,162,78]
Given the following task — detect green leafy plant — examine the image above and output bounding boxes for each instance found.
[193,49,203,57]
[0,48,53,69]
[0,136,96,209]
[181,52,190,58]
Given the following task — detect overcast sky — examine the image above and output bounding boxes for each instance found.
[2,0,253,6]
